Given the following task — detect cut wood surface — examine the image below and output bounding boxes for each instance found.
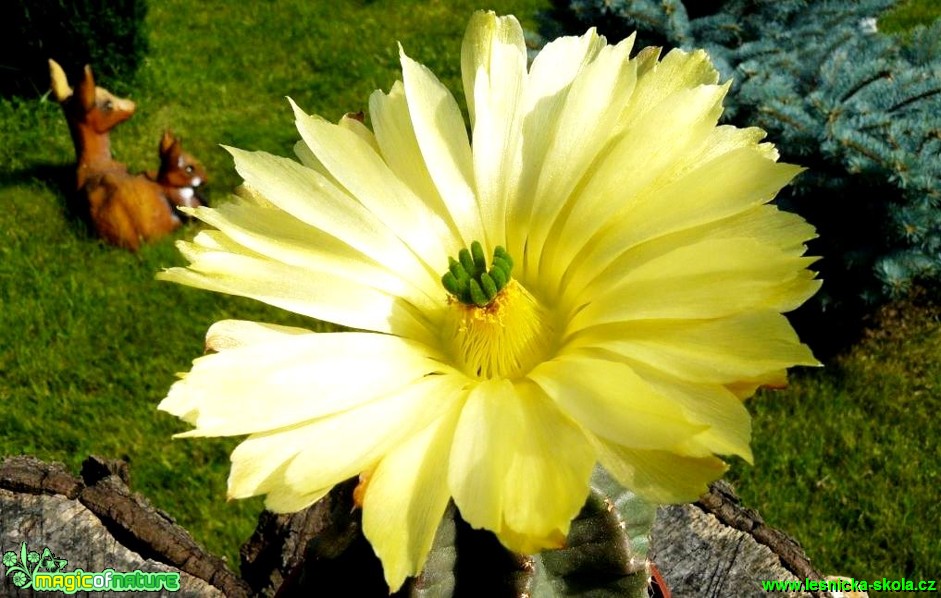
[0,456,247,597]
[1,456,830,597]
[650,480,827,598]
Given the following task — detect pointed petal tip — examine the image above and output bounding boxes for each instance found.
[468,8,496,24]
[155,266,186,282]
[495,523,569,555]
[288,97,316,126]
[220,144,251,162]
[465,10,524,44]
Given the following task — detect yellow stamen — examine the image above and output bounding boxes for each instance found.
[443,280,555,380]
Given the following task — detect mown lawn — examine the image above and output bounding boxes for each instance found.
[0,0,549,568]
[1,0,938,592]
[728,294,941,593]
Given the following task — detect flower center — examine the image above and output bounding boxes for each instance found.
[441,241,513,307]
[441,243,555,379]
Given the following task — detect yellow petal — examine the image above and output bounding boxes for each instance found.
[570,238,820,327]
[568,311,819,386]
[638,143,798,236]
[506,27,606,264]
[547,83,730,280]
[290,112,381,184]
[362,402,464,592]
[597,440,729,504]
[291,100,455,266]
[728,372,789,397]
[188,199,438,312]
[693,124,780,164]
[339,112,379,152]
[264,485,331,514]
[227,437,300,501]
[369,81,456,238]
[204,319,310,352]
[448,380,596,554]
[627,368,754,461]
[565,150,805,296]
[564,197,815,304]
[524,38,639,281]
[227,373,464,501]
[159,242,433,340]
[283,374,465,492]
[160,332,451,437]
[524,28,606,111]
[461,11,527,247]
[232,183,274,208]
[461,11,524,127]
[619,47,720,128]
[528,356,707,450]
[641,203,817,258]
[226,146,435,292]
[399,47,484,250]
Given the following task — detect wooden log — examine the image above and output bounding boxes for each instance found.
[649,480,828,598]
[1,456,831,597]
[0,456,249,597]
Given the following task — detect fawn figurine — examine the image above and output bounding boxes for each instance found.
[147,130,209,220]
[48,59,207,250]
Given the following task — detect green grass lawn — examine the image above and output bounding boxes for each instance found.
[0,0,549,569]
[1,0,939,592]
[728,294,941,592]
[880,0,941,32]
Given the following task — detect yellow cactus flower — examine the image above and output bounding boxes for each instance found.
[158,11,820,591]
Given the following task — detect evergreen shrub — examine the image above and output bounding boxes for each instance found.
[0,0,149,97]
[547,0,941,351]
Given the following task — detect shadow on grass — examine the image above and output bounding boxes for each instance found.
[5,160,98,241]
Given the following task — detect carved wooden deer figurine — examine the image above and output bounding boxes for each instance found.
[48,59,207,250]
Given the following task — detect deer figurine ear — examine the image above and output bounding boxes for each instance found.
[48,59,72,103]
[77,65,97,111]
[159,129,175,154]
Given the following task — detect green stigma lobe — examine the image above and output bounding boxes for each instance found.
[441,241,514,307]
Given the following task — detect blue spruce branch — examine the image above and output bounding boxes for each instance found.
[550,0,941,315]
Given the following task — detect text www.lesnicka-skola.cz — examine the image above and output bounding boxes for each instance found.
[761,577,936,593]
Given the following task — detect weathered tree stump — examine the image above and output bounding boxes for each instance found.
[0,456,248,597]
[650,481,827,598]
[1,455,827,597]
